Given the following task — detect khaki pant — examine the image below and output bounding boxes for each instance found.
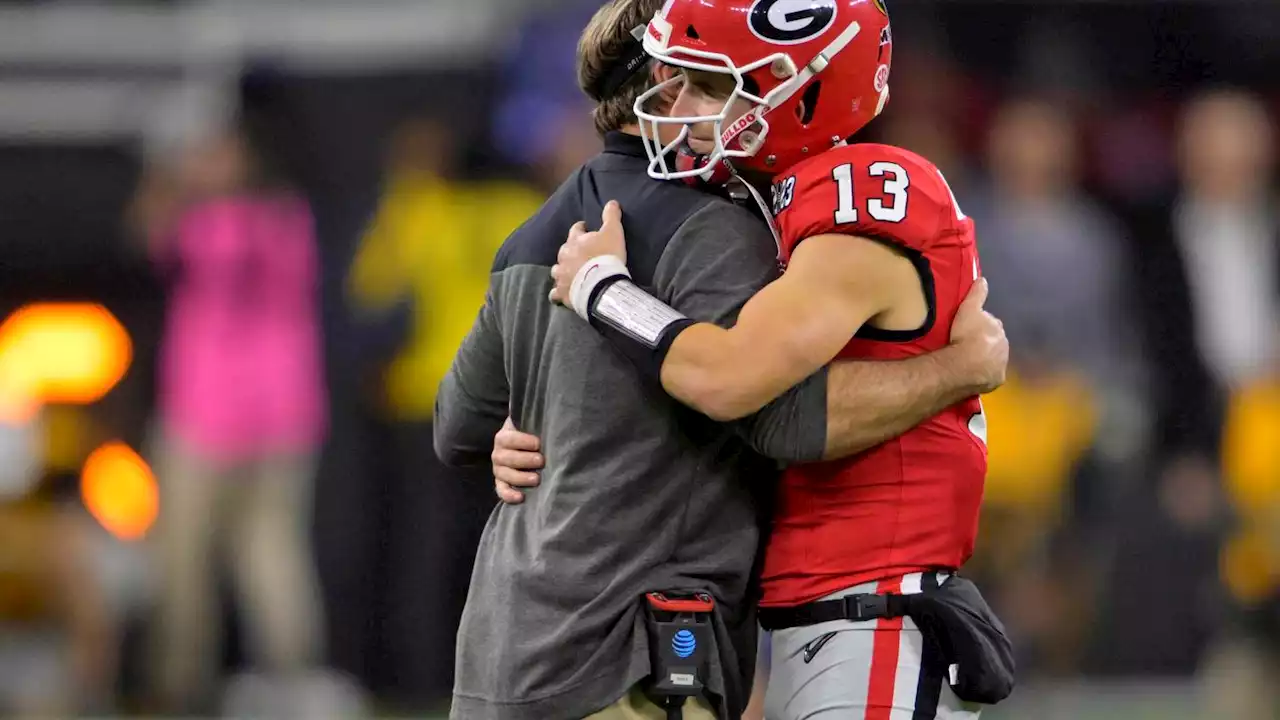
[148,434,322,710]
[586,686,717,720]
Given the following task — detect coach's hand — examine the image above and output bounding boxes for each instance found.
[492,417,545,505]
[549,200,628,310]
[949,278,1008,394]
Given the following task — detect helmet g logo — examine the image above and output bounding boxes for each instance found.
[749,0,838,45]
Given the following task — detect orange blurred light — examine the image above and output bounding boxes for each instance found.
[81,441,159,541]
[0,303,132,406]
[0,372,39,424]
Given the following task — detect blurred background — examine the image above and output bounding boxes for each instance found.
[1,0,1279,718]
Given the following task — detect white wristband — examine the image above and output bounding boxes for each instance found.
[569,254,631,322]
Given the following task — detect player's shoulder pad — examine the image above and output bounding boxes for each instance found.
[770,143,959,257]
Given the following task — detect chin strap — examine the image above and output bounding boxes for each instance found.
[734,175,784,263]
[675,145,734,187]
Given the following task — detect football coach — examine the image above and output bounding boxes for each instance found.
[432,0,1007,718]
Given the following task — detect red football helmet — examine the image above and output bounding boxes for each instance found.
[635,0,893,181]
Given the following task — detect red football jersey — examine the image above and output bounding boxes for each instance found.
[759,143,989,607]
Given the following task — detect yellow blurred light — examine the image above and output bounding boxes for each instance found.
[81,441,158,541]
[1223,380,1280,512]
[1221,528,1279,605]
[0,303,132,406]
[982,369,1098,513]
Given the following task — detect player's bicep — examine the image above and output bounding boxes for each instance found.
[735,234,895,374]
[747,233,890,345]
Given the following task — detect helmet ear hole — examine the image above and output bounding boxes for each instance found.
[685,25,700,40]
[797,81,822,126]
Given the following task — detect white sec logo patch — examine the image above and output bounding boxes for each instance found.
[748,0,838,45]
[873,63,890,92]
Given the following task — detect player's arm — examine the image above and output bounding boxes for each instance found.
[660,233,903,420]
[553,201,1005,457]
[557,219,904,422]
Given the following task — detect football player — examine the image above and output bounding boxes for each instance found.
[548,0,999,716]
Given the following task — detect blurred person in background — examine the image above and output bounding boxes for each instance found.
[1172,91,1278,393]
[0,395,116,717]
[345,112,544,709]
[130,112,329,715]
[964,97,1141,675]
[1157,89,1280,719]
[1086,89,1278,685]
[1120,90,1276,522]
[972,97,1137,403]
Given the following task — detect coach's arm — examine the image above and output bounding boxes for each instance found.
[434,285,510,467]
[748,279,1006,460]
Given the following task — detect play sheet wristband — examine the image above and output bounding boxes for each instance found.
[569,254,696,377]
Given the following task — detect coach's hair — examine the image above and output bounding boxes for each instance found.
[577,0,666,136]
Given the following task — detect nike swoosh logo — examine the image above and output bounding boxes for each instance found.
[802,632,837,664]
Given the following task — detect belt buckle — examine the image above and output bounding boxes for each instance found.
[843,593,887,621]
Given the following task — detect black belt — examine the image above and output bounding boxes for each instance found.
[758,591,912,631]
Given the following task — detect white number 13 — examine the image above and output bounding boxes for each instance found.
[833,161,910,225]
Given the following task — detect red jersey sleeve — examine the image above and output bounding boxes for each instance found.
[770,143,964,264]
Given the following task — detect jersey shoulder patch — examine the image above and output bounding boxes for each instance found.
[772,144,964,260]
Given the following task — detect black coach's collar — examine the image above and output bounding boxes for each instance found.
[603,131,648,158]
